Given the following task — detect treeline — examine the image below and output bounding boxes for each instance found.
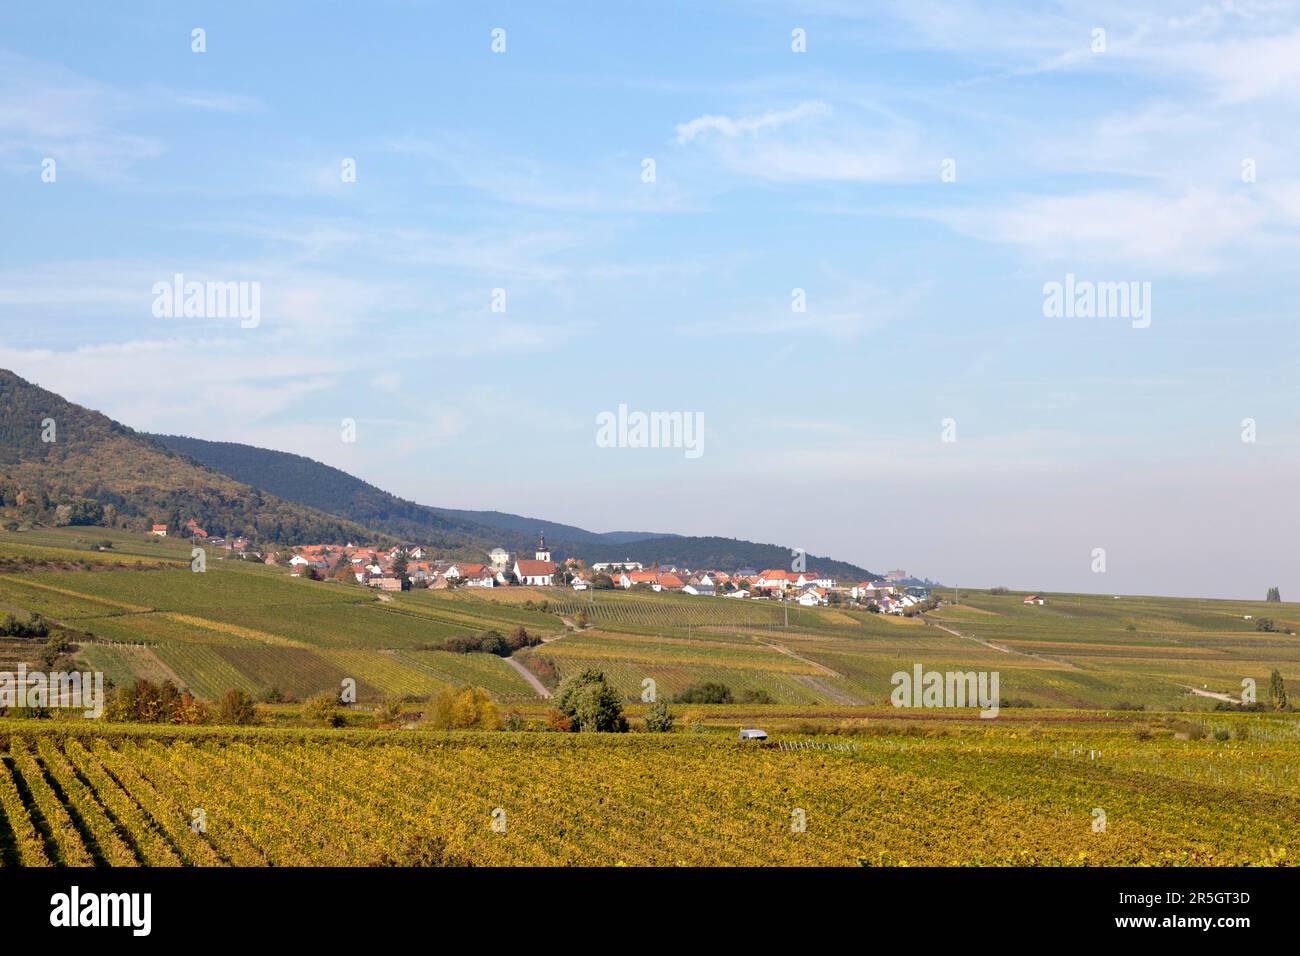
[0,612,50,638]
[428,627,542,657]
[102,680,352,726]
[0,476,377,545]
[674,681,773,704]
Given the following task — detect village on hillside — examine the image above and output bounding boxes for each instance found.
[151,521,934,614]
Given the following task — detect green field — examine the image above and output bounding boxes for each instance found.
[0,529,550,703]
[0,528,1297,711]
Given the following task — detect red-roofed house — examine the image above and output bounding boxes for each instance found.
[754,569,795,589]
[619,570,659,589]
[150,524,168,536]
[797,587,828,606]
[446,562,486,580]
[797,572,834,588]
[513,559,555,587]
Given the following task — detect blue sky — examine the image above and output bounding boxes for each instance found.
[1,1,1297,597]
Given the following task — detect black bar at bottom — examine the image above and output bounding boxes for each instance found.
[3,867,1281,942]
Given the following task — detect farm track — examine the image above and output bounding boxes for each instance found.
[925,618,1081,670]
[752,635,842,677]
[1181,684,1240,703]
[505,658,551,699]
[791,675,862,705]
[135,647,185,688]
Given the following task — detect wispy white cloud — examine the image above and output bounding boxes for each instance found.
[675,281,919,338]
[673,101,831,143]
[387,135,692,213]
[929,187,1275,273]
[0,53,263,180]
[673,100,928,183]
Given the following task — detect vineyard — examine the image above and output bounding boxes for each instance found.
[0,529,562,704]
[0,527,1297,710]
[1,715,1297,866]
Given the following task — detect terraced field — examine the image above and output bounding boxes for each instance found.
[928,592,1300,709]
[0,530,561,703]
[1,529,1297,711]
[1,714,1296,866]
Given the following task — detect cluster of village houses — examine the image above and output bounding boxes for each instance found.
[151,520,251,552]
[151,524,931,611]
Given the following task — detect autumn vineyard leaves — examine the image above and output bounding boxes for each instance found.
[1,719,1298,867]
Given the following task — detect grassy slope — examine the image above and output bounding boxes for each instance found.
[1,527,1296,709]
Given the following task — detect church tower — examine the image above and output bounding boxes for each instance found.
[534,532,551,563]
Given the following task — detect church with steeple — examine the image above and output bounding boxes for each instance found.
[513,531,557,586]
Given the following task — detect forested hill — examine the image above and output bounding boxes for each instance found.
[0,369,379,545]
[150,433,877,579]
[150,434,504,552]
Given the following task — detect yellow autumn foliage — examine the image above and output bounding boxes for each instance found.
[425,686,498,730]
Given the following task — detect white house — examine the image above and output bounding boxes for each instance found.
[797,587,828,607]
[488,548,511,571]
[799,573,836,589]
[754,569,796,589]
[514,559,555,587]
[288,554,311,567]
[571,575,591,591]
[618,571,658,589]
[445,563,487,580]
[651,573,686,592]
[725,589,751,599]
[682,583,716,597]
[852,582,895,600]
[465,571,497,588]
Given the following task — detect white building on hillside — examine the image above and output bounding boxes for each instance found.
[592,561,644,572]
